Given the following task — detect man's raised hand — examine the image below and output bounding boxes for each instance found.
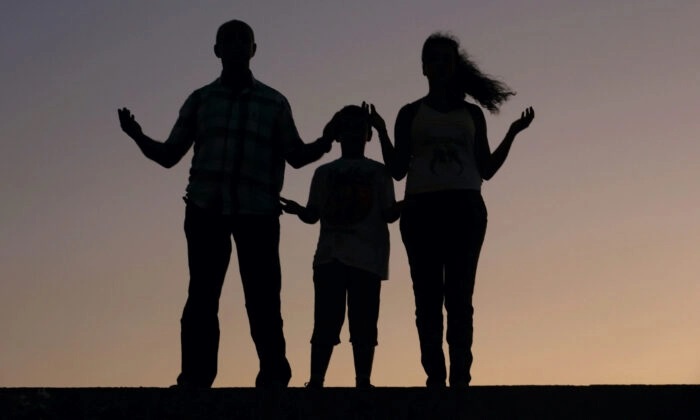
[118,107,143,138]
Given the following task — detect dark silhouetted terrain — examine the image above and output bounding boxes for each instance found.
[1,385,697,419]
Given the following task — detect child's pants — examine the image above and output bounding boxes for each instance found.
[311,260,381,347]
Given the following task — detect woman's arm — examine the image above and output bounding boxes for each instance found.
[473,105,535,180]
[387,103,418,181]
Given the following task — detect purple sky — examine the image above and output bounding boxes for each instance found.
[2,1,699,387]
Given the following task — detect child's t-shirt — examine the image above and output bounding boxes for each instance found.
[306,157,395,279]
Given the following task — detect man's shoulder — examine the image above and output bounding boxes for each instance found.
[251,79,289,105]
[180,79,220,104]
[191,79,221,94]
[183,78,290,108]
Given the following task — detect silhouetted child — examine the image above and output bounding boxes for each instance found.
[281,104,400,388]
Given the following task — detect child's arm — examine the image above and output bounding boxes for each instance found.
[280,197,319,224]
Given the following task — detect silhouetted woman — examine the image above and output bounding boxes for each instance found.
[376,33,535,388]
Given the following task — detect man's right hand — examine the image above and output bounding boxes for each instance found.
[322,111,340,143]
[118,107,143,138]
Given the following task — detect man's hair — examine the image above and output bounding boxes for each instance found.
[216,20,255,45]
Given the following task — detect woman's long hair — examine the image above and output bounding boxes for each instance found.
[422,33,515,113]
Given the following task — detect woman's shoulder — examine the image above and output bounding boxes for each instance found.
[462,101,485,123]
[397,98,424,123]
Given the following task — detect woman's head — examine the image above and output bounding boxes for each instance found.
[421,35,459,86]
[421,32,515,113]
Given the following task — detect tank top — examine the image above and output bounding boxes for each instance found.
[405,102,482,195]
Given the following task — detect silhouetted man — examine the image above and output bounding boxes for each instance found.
[118,19,335,388]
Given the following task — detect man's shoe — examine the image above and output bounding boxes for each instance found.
[426,378,446,389]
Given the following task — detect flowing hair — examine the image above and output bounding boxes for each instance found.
[422,33,515,113]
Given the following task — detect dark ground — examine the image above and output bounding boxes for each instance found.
[1,386,698,419]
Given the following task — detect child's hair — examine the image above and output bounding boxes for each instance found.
[334,105,371,139]
[422,32,515,113]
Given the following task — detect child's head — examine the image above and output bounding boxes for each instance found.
[334,105,372,157]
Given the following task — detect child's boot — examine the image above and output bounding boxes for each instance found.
[352,344,375,388]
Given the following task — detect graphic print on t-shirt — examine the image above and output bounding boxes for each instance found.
[322,167,374,227]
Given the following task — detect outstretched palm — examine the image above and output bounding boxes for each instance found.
[118,107,143,138]
[509,106,535,134]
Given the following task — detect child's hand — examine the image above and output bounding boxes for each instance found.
[279,197,304,215]
[508,106,535,135]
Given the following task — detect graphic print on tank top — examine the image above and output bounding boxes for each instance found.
[424,124,466,177]
[322,167,374,227]
[406,104,480,194]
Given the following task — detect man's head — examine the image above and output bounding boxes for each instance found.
[334,105,372,158]
[214,20,256,69]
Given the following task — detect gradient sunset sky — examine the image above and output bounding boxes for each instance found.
[2,1,699,387]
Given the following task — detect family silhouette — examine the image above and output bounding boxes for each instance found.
[118,19,534,389]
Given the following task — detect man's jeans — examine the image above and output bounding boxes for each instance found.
[177,203,291,387]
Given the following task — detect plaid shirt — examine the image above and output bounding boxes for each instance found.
[164,76,304,215]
